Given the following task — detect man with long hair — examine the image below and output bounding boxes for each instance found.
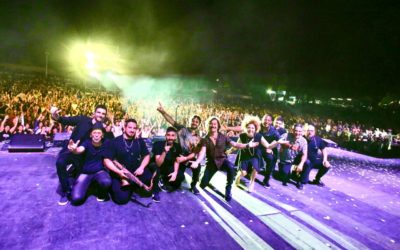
[191,117,259,201]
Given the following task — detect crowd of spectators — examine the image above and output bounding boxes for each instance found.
[0,72,398,156]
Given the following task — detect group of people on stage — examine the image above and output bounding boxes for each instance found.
[52,102,331,206]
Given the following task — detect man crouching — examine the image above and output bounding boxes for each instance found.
[103,119,159,205]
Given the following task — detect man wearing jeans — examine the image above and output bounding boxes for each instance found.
[276,124,309,190]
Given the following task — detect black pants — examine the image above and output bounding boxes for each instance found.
[181,162,201,188]
[304,159,330,182]
[110,164,159,205]
[160,163,185,189]
[71,170,111,205]
[200,159,235,195]
[56,147,82,195]
[279,162,311,184]
[261,151,275,184]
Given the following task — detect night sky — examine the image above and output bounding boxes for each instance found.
[0,1,399,99]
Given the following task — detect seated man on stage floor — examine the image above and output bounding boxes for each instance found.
[103,118,160,205]
[67,122,111,205]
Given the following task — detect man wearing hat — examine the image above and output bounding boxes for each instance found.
[67,122,111,205]
[51,104,110,205]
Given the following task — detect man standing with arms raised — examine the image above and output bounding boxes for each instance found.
[156,102,201,137]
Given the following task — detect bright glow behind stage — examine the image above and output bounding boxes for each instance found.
[66,41,126,79]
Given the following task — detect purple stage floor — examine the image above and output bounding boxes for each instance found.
[0,148,399,249]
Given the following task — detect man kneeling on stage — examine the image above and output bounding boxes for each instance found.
[68,122,111,205]
[103,119,160,204]
[152,127,185,192]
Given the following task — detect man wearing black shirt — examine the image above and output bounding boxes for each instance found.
[157,102,202,194]
[103,119,159,204]
[259,114,280,187]
[51,104,108,205]
[274,116,287,136]
[67,123,111,205]
[305,125,331,186]
[152,127,185,192]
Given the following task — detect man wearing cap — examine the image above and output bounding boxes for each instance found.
[67,122,111,205]
[51,104,109,205]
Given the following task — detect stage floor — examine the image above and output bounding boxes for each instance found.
[0,148,399,249]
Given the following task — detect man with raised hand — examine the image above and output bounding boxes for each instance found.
[191,117,259,201]
[51,104,109,205]
[67,122,111,205]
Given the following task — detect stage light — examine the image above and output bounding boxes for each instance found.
[86,61,96,70]
[66,41,125,79]
[86,51,94,60]
[266,89,275,95]
[89,71,99,78]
